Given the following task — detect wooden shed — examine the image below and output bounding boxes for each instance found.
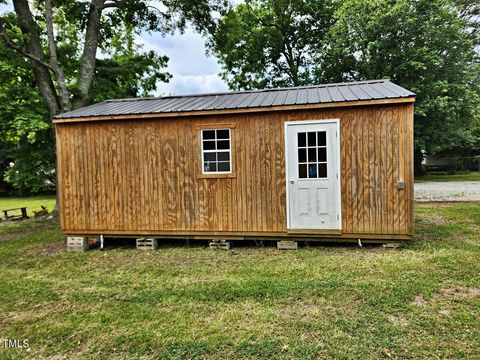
[53,80,415,245]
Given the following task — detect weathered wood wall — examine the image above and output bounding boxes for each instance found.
[56,103,414,238]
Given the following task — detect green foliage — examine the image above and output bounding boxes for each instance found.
[322,0,480,160]
[209,0,335,89]
[90,24,171,103]
[210,0,480,164]
[0,0,228,194]
[0,35,53,195]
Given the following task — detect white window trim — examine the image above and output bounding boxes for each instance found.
[201,128,232,175]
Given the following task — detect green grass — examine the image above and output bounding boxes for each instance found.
[0,203,479,359]
[415,171,480,183]
[0,195,56,217]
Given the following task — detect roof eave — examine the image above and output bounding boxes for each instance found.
[52,96,415,124]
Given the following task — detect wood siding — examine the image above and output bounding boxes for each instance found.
[56,103,414,238]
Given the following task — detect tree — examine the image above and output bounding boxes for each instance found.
[208,0,335,89]
[0,26,169,194]
[0,0,226,116]
[321,0,480,173]
[0,0,226,195]
[210,0,480,173]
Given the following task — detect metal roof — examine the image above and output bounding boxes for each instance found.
[53,80,415,120]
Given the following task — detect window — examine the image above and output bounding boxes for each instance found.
[201,129,231,173]
[297,131,327,178]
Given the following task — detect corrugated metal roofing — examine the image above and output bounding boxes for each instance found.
[53,80,415,120]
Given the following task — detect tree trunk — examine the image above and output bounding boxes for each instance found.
[10,0,106,216]
[12,0,60,116]
[414,148,425,177]
[45,0,71,113]
[72,0,104,109]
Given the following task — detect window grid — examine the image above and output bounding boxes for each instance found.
[201,128,232,174]
[297,131,327,179]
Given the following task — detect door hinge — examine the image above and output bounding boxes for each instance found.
[336,131,338,138]
[337,214,340,220]
[336,172,339,179]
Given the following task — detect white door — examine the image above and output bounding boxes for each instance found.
[285,120,341,230]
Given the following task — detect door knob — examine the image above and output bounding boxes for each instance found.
[290,180,294,184]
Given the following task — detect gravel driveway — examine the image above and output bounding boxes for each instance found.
[415,181,480,202]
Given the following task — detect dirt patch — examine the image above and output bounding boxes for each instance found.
[411,294,427,306]
[438,309,451,315]
[416,212,450,226]
[33,242,65,256]
[437,286,480,299]
[0,229,38,242]
[0,224,55,242]
[387,314,408,326]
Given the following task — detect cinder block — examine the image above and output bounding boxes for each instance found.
[136,238,158,250]
[209,240,231,250]
[277,240,298,250]
[67,236,88,252]
[383,242,402,249]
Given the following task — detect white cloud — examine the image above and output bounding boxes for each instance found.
[138,29,229,96]
[156,73,228,96]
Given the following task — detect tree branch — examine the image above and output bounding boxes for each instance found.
[73,0,104,109]
[0,18,54,70]
[45,0,71,112]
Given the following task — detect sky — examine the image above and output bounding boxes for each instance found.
[0,2,230,96]
[140,29,229,96]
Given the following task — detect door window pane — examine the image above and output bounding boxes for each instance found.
[318,163,327,178]
[299,164,307,178]
[318,147,327,162]
[318,131,326,146]
[298,132,306,147]
[298,148,307,163]
[296,130,328,179]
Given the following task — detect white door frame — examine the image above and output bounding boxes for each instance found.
[284,119,342,230]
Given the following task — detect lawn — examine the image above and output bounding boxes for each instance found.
[415,171,480,183]
[0,195,56,217]
[0,203,479,359]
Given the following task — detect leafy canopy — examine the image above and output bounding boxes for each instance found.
[209,0,335,89]
[0,0,226,194]
[209,0,480,164]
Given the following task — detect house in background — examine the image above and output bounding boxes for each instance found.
[423,151,480,172]
[53,80,415,249]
